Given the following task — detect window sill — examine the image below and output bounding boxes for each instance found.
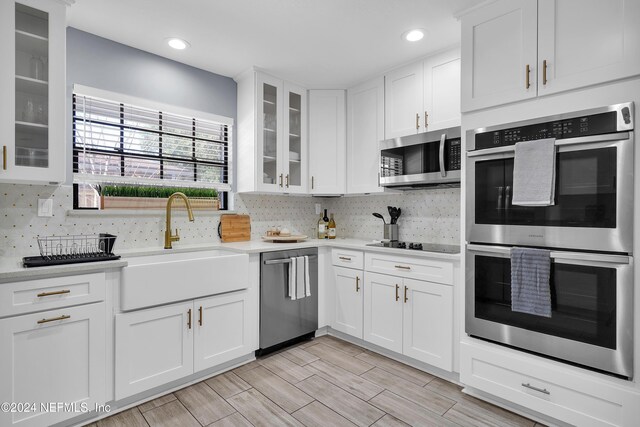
[66,209,235,218]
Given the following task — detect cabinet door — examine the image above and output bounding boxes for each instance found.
[402,279,453,371]
[423,49,461,131]
[115,301,193,400]
[346,77,384,194]
[283,82,308,194]
[0,0,66,184]
[257,72,284,192]
[461,0,538,112]
[194,290,252,372]
[332,266,363,338]
[538,0,640,96]
[0,303,106,427]
[363,272,403,353]
[308,90,346,195]
[384,62,423,138]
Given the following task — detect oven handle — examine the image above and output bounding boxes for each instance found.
[466,131,630,158]
[466,244,630,265]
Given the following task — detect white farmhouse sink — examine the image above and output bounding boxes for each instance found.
[120,249,249,311]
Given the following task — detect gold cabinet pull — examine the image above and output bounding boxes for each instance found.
[416,113,420,130]
[2,146,6,170]
[311,176,314,189]
[404,286,408,303]
[187,308,192,329]
[285,174,289,188]
[542,59,548,85]
[37,289,70,297]
[198,306,203,326]
[37,314,70,324]
[279,173,283,187]
[525,64,531,89]
[356,276,360,292]
[339,256,352,261]
[395,265,411,270]
[424,111,428,128]
[395,284,400,301]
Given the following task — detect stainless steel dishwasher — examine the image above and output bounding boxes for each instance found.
[259,248,318,355]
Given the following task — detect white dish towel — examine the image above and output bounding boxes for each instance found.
[512,138,557,206]
[288,256,311,299]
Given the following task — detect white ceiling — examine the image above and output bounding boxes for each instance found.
[67,0,482,88]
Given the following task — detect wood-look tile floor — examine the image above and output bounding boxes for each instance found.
[90,336,545,427]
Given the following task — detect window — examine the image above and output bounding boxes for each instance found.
[72,86,232,209]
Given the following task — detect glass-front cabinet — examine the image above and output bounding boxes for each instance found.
[0,0,66,184]
[237,69,307,193]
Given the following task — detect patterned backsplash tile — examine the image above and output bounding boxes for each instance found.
[0,184,460,257]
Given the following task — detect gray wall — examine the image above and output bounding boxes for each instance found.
[66,27,237,183]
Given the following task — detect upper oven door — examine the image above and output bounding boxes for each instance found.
[465,244,633,379]
[466,132,634,253]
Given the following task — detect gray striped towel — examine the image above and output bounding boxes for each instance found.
[510,247,552,318]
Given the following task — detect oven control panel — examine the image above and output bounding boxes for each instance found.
[475,110,620,150]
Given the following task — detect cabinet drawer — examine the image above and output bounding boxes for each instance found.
[332,249,364,269]
[460,342,633,427]
[0,273,106,318]
[365,253,453,284]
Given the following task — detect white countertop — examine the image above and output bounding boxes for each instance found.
[0,238,460,282]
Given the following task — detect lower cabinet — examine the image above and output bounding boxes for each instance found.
[332,266,363,338]
[0,303,106,427]
[115,290,251,400]
[363,272,453,371]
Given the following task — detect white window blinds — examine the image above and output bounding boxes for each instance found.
[72,89,232,192]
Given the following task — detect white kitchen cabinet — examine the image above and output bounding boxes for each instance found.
[403,278,453,371]
[346,77,384,194]
[308,90,346,195]
[194,290,251,372]
[0,303,106,427]
[236,69,307,193]
[385,48,461,139]
[332,266,363,338]
[537,0,640,96]
[0,0,66,184]
[461,0,640,111]
[363,272,403,353]
[115,301,194,399]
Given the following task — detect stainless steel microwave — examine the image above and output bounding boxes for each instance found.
[379,126,461,189]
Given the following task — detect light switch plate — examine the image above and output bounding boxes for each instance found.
[315,203,322,215]
[38,198,53,217]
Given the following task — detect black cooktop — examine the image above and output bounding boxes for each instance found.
[366,241,460,254]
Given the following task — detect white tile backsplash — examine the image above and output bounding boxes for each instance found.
[0,184,460,257]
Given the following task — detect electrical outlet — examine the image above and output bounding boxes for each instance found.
[315,203,322,215]
[38,198,53,217]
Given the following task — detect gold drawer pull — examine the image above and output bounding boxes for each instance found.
[395,284,400,301]
[37,314,70,324]
[198,306,203,326]
[187,308,192,329]
[404,286,408,303]
[395,265,411,270]
[356,276,360,292]
[37,289,71,297]
[339,256,352,261]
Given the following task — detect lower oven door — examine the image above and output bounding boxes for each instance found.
[465,244,633,379]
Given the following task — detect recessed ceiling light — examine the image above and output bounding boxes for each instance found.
[403,29,425,42]
[167,38,190,50]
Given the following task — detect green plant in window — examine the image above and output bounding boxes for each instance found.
[100,185,218,199]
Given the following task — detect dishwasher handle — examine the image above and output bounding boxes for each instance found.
[264,256,317,265]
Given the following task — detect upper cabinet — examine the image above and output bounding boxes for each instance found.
[308,90,346,195]
[0,0,66,184]
[384,48,461,139]
[346,77,384,194]
[236,70,307,193]
[461,0,640,112]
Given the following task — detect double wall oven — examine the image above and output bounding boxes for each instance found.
[465,103,635,379]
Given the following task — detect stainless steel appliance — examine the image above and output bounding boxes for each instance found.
[259,248,318,354]
[366,241,460,254]
[466,102,634,253]
[466,244,633,379]
[380,126,461,188]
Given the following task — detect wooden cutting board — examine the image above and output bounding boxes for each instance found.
[219,214,251,242]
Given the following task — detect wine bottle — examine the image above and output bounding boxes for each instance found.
[323,209,329,239]
[317,213,326,239]
[328,213,336,239]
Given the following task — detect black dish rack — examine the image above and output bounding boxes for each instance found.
[23,233,121,268]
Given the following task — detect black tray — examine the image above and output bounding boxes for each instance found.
[22,254,122,268]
